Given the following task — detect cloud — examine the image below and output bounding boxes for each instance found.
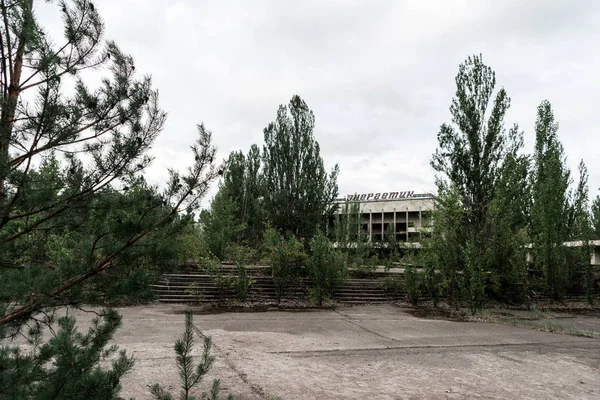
[35,0,600,208]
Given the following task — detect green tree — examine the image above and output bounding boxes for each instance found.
[199,186,244,260]
[333,199,361,250]
[431,54,514,248]
[262,95,339,240]
[0,1,220,395]
[530,100,571,299]
[592,194,600,237]
[430,54,519,311]
[220,145,264,247]
[241,144,264,246]
[486,138,531,302]
[420,184,466,308]
[566,161,594,303]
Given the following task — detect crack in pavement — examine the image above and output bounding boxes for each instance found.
[192,324,269,399]
[325,309,600,359]
[333,309,408,344]
[267,340,600,357]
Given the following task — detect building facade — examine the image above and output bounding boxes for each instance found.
[329,191,435,243]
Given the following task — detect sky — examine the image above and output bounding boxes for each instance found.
[37,0,600,206]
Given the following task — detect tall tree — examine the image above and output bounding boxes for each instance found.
[486,134,531,301]
[221,145,264,246]
[430,54,519,311]
[530,100,571,299]
[567,161,594,303]
[262,95,339,240]
[0,1,220,396]
[199,185,243,260]
[431,54,514,247]
[420,183,466,307]
[592,193,600,237]
[242,144,264,245]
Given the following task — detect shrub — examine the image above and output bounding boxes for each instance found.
[263,229,307,302]
[380,275,404,297]
[184,282,206,304]
[234,262,255,302]
[348,262,377,278]
[404,265,422,305]
[308,231,347,306]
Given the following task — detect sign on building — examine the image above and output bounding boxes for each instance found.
[346,191,415,201]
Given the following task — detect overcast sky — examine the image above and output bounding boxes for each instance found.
[39,0,600,206]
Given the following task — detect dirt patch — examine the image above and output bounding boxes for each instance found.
[170,300,338,315]
[402,304,474,322]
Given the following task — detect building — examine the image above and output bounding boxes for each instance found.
[328,191,435,243]
[526,240,600,266]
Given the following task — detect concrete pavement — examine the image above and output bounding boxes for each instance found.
[93,304,600,399]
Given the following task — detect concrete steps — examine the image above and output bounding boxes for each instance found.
[152,267,404,304]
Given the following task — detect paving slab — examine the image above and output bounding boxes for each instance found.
[66,304,600,399]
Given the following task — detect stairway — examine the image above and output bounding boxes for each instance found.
[151,266,404,304]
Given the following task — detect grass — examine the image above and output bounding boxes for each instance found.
[405,302,598,339]
[503,318,596,338]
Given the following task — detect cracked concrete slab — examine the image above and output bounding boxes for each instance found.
[70,304,600,399]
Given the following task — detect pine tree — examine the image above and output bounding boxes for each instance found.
[0,1,220,395]
[1,309,133,399]
[262,95,339,240]
[150,312,233,400]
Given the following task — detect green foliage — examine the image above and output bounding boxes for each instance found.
[486,143,531,302]
[380,275,404,297]
[262,228,307,302]
[177,223,211,264]
[217,146,265,249]
[404,265,422,306]
[0,309,134,399]
[0,1,220,395]
[149,312,233,400]
[384,224,399,266]
[199,187,245,261]
[307,231,347,306]
[225,244,259,265]
[592,195,600,238]
[428,54,533,309]
[334,202,380,276]
[462,241,485,314]
[333,199,362,248]
[234,262,255,302]
[431,54,516,245]
[184,282,206,304]
[420,184,466,307]
[568,162,594,304]
[530,100,571,299]
[262,95,339,240]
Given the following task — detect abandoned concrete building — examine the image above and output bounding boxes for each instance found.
[328,191,435,243]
